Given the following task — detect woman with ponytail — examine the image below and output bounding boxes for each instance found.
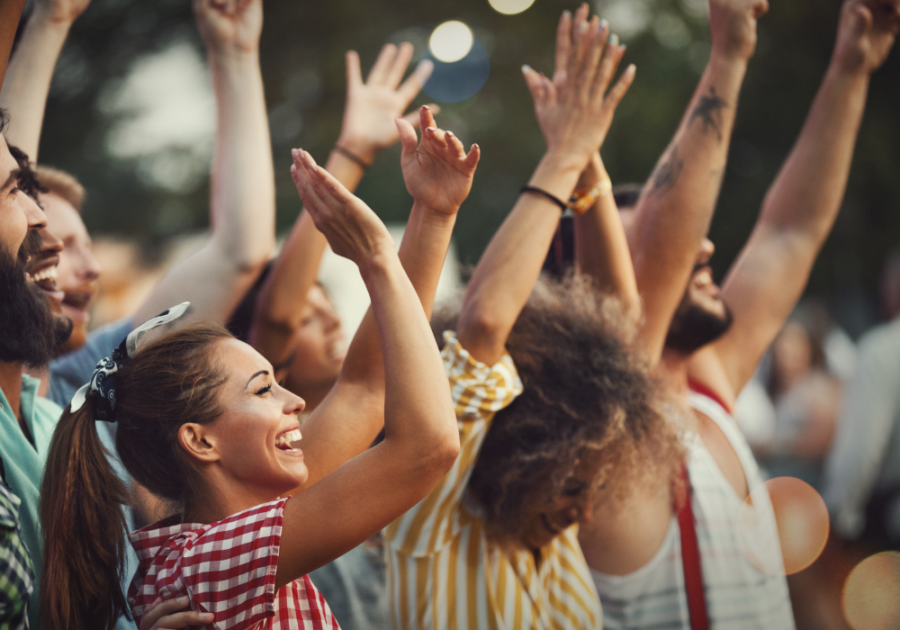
[39,149,460,630]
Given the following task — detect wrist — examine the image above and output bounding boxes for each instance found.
[207,46,260,71]
[335,135,379,165]
[357,246,399,284]
[412,200,459,226]
[26,9,74,34]
[707,48,750,72]
[528,153,583,202]
[828,53,875,81]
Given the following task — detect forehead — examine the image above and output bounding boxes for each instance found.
[0,138,17,179]
[41,193,88,241]
[216,337,272,379]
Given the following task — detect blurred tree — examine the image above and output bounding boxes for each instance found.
[23,0,900,333]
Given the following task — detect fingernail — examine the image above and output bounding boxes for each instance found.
[610,33,619,46]
[522,64,532,73]
[291,149,298,157]
[423,105,430,110]
[579,21,588,34]
[563,10,571,19]
[621,43,627,51]
[447,131,454,137]
[177,596,189,605]
[600,19,609,31]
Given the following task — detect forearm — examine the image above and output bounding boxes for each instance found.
[458,152,580,363]
[362,252,456,449]
[207,50,275,271]
[631,53,748,359]
[756,66,868,242]
[0,12,71,159]
[0,0,26,87]
[574,156,640,315]
[250,150,367,368]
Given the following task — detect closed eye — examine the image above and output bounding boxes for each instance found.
[255,384,273,396]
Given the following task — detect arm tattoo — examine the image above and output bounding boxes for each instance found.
[650,146,684,198]
[690,87,728,141]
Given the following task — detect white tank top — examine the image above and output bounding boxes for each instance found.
[590,390,795,629]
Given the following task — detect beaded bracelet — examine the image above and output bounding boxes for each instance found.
[569,176,613,215]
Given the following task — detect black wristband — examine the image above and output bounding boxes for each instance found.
[333,145,372,170]
[520,185,568,212]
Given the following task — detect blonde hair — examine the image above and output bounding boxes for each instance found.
[36,166,85,212]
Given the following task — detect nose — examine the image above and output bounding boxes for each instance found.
[695,238,715,266]
[39,227,63,255]
[24,195,47,231]
[81,246,102,282]
[284,390,306,416]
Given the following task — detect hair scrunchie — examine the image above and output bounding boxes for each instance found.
[70,302,192,420]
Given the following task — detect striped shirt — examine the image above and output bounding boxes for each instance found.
[590,390,795,629]
[0,480,34,630]
[385,332,602,630]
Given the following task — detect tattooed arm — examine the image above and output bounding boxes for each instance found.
[689,0,900,402]
[628,0,768,365]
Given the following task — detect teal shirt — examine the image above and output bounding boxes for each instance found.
[0,375,62,630]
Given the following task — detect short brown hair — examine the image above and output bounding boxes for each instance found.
[35,165,85,212]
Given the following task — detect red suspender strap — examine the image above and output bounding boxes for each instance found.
[678,464,710,630]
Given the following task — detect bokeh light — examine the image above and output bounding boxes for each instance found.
[488,0,536,15]
[421,39,490,105]
[737,477,830,576]
[842,552,900,629]
[429,21,474,63]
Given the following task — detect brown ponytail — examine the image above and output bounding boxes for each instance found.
[40,323,233,630]
[40,394,129,630]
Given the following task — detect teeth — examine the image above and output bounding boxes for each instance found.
[31,266,58,284]
[276,429,302,448]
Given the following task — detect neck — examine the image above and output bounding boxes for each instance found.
[658,347,692,396]
[0,362,24,419]
[185,472,281,525]
[24,365,49,397]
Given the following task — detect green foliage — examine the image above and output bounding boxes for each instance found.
[34,0,900,332]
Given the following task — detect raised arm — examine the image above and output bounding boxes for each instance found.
[250,43,434,378]
[275,151,459,584]
[695,0,900,396]
[132,0,274,326]
[573,153,640,317]
[296,107,479,487]
[629,0,767,364]
[0,0,90,158]
[458,5,633,365]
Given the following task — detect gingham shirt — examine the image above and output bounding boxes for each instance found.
[385,332,602,629]
[128,498,340,629]
[0,479,34,630]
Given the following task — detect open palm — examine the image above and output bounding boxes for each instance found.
[193,0,263,54]
[398,107,480,216]
[340,43,435,159]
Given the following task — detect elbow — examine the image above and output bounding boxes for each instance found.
[457,307,505,353]
[412,423,461,485]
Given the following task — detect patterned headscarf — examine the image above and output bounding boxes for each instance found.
[70,303,191,421]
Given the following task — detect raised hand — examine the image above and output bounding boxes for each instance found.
[833,0,900,74]
[523,4,635,174]
[396,106,480,216]
[193,0,263,55]
[32,0,91,25]
[338,43,437,164]
[708,0,769,61]
[290,149,394,269]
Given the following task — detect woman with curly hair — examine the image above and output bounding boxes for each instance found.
[384,6,682,629]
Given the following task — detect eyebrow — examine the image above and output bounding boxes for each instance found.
[246,370,269,388]
[0,168,21,192]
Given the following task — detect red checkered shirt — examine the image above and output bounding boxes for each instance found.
[128,498,340,629]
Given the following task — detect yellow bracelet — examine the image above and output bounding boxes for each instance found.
[568,177,613,215]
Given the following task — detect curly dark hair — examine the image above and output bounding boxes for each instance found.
[433,274,684,546]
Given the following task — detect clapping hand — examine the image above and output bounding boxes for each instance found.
[290,149,394,270]
[708,0,769,61]
[522,4,635,173]
[833,0,900,74]
[338,43,438,164]
[396,106,480,216]
[193,0,263,55]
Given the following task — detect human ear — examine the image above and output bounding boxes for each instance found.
[177,423,220,464]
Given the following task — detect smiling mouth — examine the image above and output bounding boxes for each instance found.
[275,429,303,452]
[28,264,65,303]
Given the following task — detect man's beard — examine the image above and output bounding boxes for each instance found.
[0,233,72,368]
[664,292,734,355]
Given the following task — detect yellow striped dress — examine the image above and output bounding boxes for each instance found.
[384,332,602,630]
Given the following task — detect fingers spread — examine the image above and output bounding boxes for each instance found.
[419,104,438,131]
[522,65,548,104]
[592,36,625,102]
[346,50,363,89]
[604,63,636,110]
[398,59,433,102]
[580,16,606,87]
[444,131,466,159]
[367,43,397,85]
[386,42,415,89]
